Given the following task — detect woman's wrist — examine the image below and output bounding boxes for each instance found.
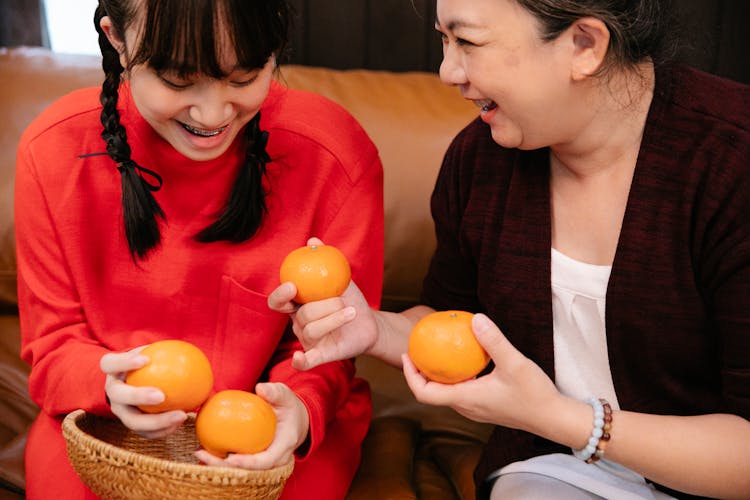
[528,395,595,451]
[366,310,407,366]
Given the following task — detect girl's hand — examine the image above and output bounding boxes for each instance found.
[100,348,187,439]
[402,313,563,433]
[268,237,379,370]
[195,383,309,470]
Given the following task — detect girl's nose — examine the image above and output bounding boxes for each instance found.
[188,85,233,128]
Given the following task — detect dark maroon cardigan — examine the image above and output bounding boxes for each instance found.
[421,64,750,499]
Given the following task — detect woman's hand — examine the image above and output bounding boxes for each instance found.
[268,238,379,370]
[402,313,564,434]
[195,383,309,470]
[100,348,187,439]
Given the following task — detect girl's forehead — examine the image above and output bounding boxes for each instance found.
[121,0,280,75]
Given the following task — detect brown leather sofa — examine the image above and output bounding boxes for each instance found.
[0,46,491,499]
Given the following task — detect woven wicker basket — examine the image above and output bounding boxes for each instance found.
[62,409,294,500]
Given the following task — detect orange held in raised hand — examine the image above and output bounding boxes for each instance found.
[279,243,352,303]
[125,339,214,413]
[195,389,277,458]
[408,310,490,384]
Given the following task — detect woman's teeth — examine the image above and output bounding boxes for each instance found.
[475,99,497,112]
[181,122,226,137]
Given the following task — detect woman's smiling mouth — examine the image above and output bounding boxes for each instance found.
[474,99,498,112]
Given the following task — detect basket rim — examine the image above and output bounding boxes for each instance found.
[62,409,294,481]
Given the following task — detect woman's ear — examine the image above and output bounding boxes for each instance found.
[568,17,610,80]
[99,15,128,68]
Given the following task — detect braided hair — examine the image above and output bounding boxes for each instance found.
[94,0,290,259]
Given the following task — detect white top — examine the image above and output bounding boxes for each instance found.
[488,249,675,499]
[551,248,619,409]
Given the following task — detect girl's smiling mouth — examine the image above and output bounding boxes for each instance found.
[179,121,228,137]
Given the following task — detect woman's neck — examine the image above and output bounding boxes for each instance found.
[551,61,655,180]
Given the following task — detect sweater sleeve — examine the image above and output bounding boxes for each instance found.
[267,148,383,459]
[15,137,111,417]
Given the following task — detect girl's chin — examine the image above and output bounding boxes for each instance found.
[172,127,236,160]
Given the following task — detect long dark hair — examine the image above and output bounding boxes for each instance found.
[515,0,680,74]
[94,0,290,259]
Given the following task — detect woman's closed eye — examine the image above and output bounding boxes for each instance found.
[438,31,475,48]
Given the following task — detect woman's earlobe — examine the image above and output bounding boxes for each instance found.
[570,17,609,80]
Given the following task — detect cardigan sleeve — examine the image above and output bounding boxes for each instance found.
[421,121,483,313]
[694,133,750,419]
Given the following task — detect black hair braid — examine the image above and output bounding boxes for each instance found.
[196,112,270,243]
[95,5,165,260]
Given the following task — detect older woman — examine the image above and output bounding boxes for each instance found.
[270,0,750,498]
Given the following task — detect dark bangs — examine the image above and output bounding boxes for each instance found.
[128,0,289,78]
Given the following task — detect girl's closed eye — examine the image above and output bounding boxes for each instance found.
[229,72,260,87]
[157,72,194,90]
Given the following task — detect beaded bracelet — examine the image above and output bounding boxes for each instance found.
[573,397,613,463]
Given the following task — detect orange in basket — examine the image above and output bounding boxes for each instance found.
[125,339,214,413]
[196,390,277,458]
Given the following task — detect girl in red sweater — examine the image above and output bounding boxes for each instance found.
[15,1,383,498]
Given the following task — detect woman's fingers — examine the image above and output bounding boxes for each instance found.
[471,313,520,365]
[401,353,457,407]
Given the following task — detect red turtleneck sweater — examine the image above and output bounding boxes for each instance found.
[16,80,384,499]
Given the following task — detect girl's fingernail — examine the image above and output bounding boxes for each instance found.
[148,390,165,403]
[343,307,356,320]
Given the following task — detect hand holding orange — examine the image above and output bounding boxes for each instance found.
[195,389,277,458]
[125,339,214,413]
[408,310,489,384]
[279,242,351,303]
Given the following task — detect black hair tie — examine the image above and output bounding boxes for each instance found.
[117,160,164,191]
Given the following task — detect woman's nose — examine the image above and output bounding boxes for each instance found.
[439,44,467,87]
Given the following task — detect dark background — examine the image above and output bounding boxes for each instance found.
[1,0,748,84]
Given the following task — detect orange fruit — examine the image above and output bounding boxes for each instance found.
[407,310,489,384]
[279,243,352,303]
[125,339,214,414]
[195,389,277,458]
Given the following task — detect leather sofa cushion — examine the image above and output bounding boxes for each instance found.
[279,66,477,310]
[0,47,104,310]
[0,314,37,492]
